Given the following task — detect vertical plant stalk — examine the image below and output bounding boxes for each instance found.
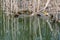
[1,0,5,40]
[32,0,37,39]
[31,0,36,16]
[37,0,41,12]
[29,17,32,40]
[16,18,19,40]
[10,0,14,40]
[13,18,17,40]
[2,0,6,37]
[23,17,26,40]
[11,15,14,40]
[6,16,10,40]
[38,17,42,40]
[33,16,38,40]
[46,20,53,32]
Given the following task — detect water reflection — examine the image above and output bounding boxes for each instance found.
[0,14,60,40]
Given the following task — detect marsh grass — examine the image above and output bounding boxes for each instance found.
[0,0,60,40]
[0,12,60,40]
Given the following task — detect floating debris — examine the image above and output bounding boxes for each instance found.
[37,14,41,17]
[14,14,19,18]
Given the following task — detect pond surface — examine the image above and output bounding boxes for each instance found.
[0,7,60,40]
